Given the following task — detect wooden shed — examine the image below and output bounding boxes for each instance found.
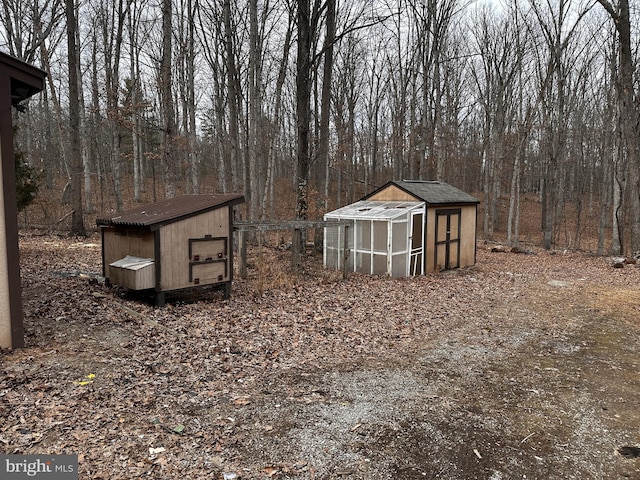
[324,180,479,277]
[97,194,244,305]
[0,53,46,349]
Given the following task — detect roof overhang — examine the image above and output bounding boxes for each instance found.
[325,200,424,221]
[0,52,47,107]
[97,194,245,230]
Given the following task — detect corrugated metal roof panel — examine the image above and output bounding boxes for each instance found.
[96,194,245,229]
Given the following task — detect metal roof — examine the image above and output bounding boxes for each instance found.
[365,180,479,205]
[325,200,424,221]
[96,194,245,229]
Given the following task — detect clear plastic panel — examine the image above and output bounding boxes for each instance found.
[356,251,371,274]
[392,220,408,253]
[373,253,387,275]
[373,221,388,253]
[392,253,407,277]
[357,220,372,250]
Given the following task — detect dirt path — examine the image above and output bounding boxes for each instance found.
[234,276,640,479]
[2,235,640,479]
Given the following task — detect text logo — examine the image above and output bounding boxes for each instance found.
[0,455,78,479]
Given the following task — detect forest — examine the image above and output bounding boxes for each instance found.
[1,0,639,254]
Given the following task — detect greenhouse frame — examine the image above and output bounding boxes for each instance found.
[324,180,479,277]
[324,200,425,277]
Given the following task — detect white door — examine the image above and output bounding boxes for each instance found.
[409,211,424,275]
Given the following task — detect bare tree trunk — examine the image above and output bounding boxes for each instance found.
[128,4,142,202]
[78,23,92,214]
[99,0,128,210]
[315,0,335,246]
[161,0,176,198]
[188,0,199,194]
[223,0,241,193]
[177,0,199,195]
[65,0,85,236]
[88,35,107,211]
[247,0,261,219]
[320,0,336,179]
[38,37,68,180]
[127,0,148,202]
[471,7,521,241]
[294,0,316,263]
[196,0,228,193]
[596,0,640,254]
[262,13,293,217]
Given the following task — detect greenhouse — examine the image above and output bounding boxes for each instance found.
[324,200,425,277]
[324,180,479,277]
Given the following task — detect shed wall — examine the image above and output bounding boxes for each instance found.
[0,142,9,349]
[102,229,155,279]
[425,204,476,273]
[367,185,416,202]
[159,207,230,291]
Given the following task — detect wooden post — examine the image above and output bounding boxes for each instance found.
[291,228,301,271]
[239,229,247,279]
[258,230,263,288]
[234,220,348,278]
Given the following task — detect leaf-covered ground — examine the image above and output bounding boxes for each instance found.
[2,234,640,479]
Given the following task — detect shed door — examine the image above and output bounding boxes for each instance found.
[409,212,424,275]
[435,209,461,271]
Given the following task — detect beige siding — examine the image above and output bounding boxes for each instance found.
[109,263,155,290]
[0,144,9,349]
[367,185,418,202]
[102,229,155,281]
[191,238,226,260]
[425,204,476,273]
[159,208,230,291]
[191,262,227,284]
[459,204,477,268]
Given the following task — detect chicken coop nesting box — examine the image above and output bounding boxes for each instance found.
[324,180,479,277]
[97,194,244,305]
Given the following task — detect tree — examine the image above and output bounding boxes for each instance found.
[223,0,242,195]
[15,150,39,212]
[65,0,85,236]
[596,0,640,254]
[317,0,335,213]
[176,0,199,195]
[295,0,316,224]
[292,0,321,264]
[470,6,522,241]
[529,0,592,249]
[161,0,176,198]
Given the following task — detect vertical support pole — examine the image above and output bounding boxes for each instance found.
[342,224,349,280]
[258,229,263,289]
[292,228,301,271]
[239,229,247,279]
[156,292,166,307]
[0,74,22,349]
